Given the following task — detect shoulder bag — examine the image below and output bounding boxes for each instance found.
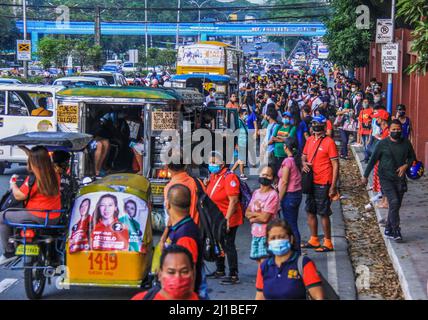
[301,137,324,194]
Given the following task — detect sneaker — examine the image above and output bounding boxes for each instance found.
[392,229,403,242]
[370,194,382,202]
[0,253,18,266]
[384,228,394,238]
[206,270,226,279]
[240,174,248,181]
[220,275,240,285]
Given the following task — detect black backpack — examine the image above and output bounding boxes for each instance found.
[142,285,161,300]
[192,177,226,262]
[0,175,36,211]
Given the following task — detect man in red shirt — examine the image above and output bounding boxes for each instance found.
[358,99,373,163]
[131,245,199,300]
[301,116,339,252]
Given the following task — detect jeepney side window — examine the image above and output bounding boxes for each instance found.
[7,91,30,116]
[0,91,5,115]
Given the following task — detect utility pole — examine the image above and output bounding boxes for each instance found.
[386,0,396,114]
[95,6,101,46]
[175,0,181,49]
[22,0,28,79]
[145,0,148,71]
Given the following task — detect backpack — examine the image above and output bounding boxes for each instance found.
[224,171,252,213]
[192,177,226,262]
[0,175,36,211]
[296,255,340,300]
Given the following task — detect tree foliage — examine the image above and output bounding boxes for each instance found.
[322,0,372,69]
[397,0,428,75]
[37,37,104,70]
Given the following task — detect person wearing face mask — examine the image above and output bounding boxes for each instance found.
[393,104,411,140]
[278,138,302,252]
[255,219,324,300]
[206,152,243,285]
[296,106,311,153]
[162,184,204,297]
[231,109,249,180]
[265,108,280,168]
[336,99,355,159]
[362,120,416,242]
[271,111,296,174]
[371,109,390,209]
[132,245,199,300]
[301,116,339,252]
[246,166,279,264]
[358,99,374,163]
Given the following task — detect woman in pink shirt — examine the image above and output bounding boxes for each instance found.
[245,166,279,264]
[278,138,302,253]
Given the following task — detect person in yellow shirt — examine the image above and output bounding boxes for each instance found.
[31,97,53,116]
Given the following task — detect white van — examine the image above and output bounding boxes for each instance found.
[0,84,64,174]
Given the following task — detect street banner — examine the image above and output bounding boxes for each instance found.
[382,43,399,73]
[376,19,393,44]
[17,40,31,61]
[68,192,149,253]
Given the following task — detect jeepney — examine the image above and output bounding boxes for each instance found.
[169,74,234,106]
[0,84,65,174]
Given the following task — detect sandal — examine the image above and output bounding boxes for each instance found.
[315,246,334,252]
[301,242,321,249]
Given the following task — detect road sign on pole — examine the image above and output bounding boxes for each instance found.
[376,19,393,44]
[17,40,31,61]
[382,43,399,74]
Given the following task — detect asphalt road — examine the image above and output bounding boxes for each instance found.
[0,164,356,300]
[241,42,284,60]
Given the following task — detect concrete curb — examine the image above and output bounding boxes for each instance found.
[350,145,428,300]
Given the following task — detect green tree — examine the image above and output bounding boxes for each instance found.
[87,45,103,70]
[397,0,428,75]
[37,37,60,69]
[322,0,372,69]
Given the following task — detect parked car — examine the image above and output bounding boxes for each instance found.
[0,78,22,84]
[122,62,140,73]
[101,64,122,73]
[80,71,128,86]
[53,76,109,87]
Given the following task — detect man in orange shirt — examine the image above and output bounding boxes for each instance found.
[301,116,339,252]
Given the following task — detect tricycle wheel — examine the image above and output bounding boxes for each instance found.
[24,254,47,300]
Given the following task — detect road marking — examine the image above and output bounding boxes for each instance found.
[0,278,18,294]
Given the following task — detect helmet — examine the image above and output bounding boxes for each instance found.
[406,161,424,180]
[312,115,327,124]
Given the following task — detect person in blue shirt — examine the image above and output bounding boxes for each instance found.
[255,219,324,300]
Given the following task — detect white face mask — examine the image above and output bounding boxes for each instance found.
[351,88,356,92]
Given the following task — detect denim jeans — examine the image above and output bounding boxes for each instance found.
[361,134,370,161]
[280,191,303,252]
[340,129,351,157]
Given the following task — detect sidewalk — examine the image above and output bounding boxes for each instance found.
[351,145,428,300]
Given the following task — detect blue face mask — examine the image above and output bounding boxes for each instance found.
[208,164,222,174]
[282,118,290,125]
[268,239,292,256]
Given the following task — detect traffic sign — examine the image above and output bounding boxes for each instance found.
[17,40,31,61]
[382,43,399,74]
[376,19,393,44]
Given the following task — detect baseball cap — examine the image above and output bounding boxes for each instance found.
[373,109,390,121]
[312,115,327,124]
[282,111,293,117]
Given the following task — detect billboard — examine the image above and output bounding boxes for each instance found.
[177,44,225,68]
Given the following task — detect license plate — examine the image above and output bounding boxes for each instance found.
[151,184,165,196]
[15,244,40,256]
